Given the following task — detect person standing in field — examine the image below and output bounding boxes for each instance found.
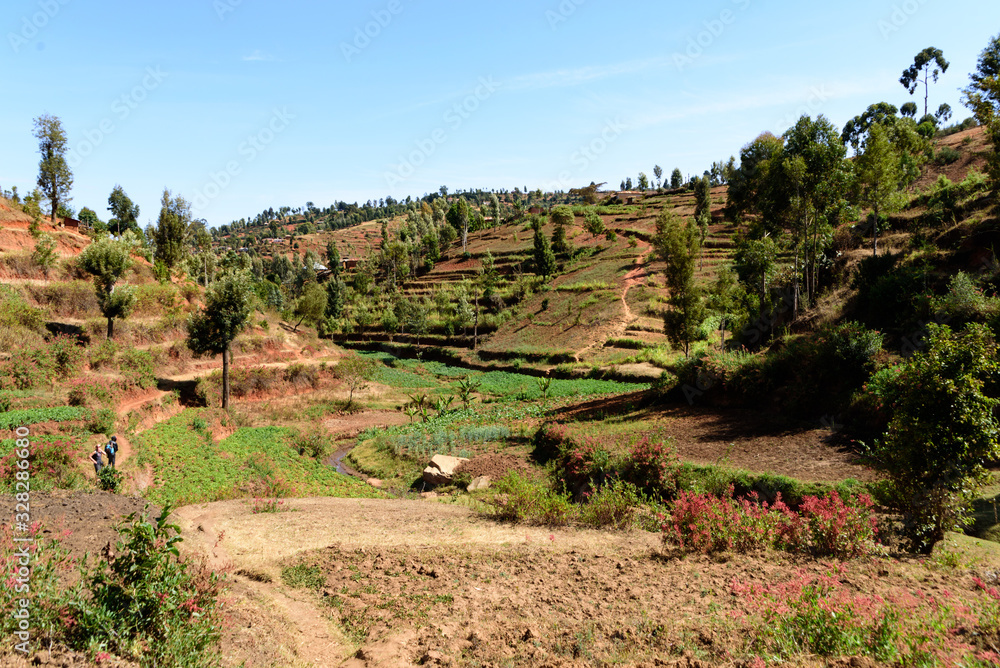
[104,436,118,468]
[90,444,103,475]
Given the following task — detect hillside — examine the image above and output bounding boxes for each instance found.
[4,118,1000,668]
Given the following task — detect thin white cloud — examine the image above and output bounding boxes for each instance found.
[628,73,892,130]
[243,50,276,62]
[507,57,673,91]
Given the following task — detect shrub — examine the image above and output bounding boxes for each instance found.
[662,487,879,559]
[933,271,998,327]
[3,348,54,389]
[620,436,680,498]
[250,497,286,514]
[867,323,1000,551]
[23,281,97,318]
[87,408,117,437]
[88,339,119,370]
[97,466,123,493]
[0,438,83,491]
[934,146,962,165]
[71,508,224,666]
[284,362,320,389]
[0,284,45,333]
[734,573,900,663]
[119,348,156,389]
[293,427,330,459]
[579,479,643,530]
[487,472,574,526]
[238,452,294,499]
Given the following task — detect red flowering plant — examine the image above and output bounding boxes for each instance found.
[619,435,681,499]
[0,438,83,492]
[663,486,880,559]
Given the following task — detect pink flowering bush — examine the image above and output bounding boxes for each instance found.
[0,438,84,492]
[663,487,879,559]
[731,570,1000,666]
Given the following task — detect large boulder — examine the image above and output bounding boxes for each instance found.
[422,454,469,486]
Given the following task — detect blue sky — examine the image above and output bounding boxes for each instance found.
[2,0,997,227]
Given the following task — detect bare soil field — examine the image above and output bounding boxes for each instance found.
[552,396,874,484]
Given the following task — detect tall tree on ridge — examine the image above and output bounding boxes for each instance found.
[900,47,950,117]
[33,114,73,225]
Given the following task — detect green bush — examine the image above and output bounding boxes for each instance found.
[867,323,1000,551]
[88,339,119,370]
[98,465,123,493]
[119,348,156,389]
[934,146,962,165]
[932,271,999,328]
[0,284,45,333]
[3,347,56,390]
[487,472,574,526]
[579,479,643,530]
[293,427,330,459]
[72,508,224,666]
[0,437,84,492]
[88,408,117,437]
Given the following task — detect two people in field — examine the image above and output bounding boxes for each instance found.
[89,435,118,475]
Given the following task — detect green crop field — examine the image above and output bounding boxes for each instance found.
[132,410,382,506]
[0,407,90,430]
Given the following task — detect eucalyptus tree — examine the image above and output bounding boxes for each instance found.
[900,47,950,117]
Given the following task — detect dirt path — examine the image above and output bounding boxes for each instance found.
[163,355,340,383]
[574,242,653,362]
[173,498,628,667]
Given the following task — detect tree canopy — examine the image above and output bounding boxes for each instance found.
[900,47,950,117]
[79,238,137,339]
[107,185,141,236]
[154,189,192,270]
[187,271,256,409]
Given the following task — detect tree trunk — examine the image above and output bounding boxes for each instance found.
[873,203,879,258]
[719,318,726,351]
[222,345,231,411]
[793,241,800,318]
[923,68,929,117]
[107,317,114,340]
[474,292,479,350]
